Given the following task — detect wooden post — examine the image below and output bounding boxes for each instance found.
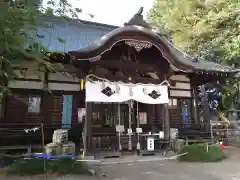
[163,103,170,141]
[156,104,162,125]
[192,86,199,124]
[41,123,46,173]
[128,100,132,151]
[200,85,210,132]
[118,103,122,150]
[85,102,93,154]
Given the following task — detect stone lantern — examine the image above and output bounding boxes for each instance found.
[225,104,240,131]
[226,106,240,122]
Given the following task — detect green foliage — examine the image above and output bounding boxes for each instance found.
[178,143,227,162]
[149,0,239,65]
[4,158,92,175]
[0,0,86,93]
[148,0,240,108]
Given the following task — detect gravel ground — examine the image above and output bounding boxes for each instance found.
[1,148,240,180]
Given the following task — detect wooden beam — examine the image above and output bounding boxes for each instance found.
[94,73,165,84]
[92,60,159,72]
[85,102,93,154]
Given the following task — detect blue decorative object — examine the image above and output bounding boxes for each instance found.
[61,95,73,129]
[181,100,189,128]
[206,85,221,119]
[31,153,75,159]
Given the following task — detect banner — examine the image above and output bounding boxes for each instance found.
[85,81,169,104]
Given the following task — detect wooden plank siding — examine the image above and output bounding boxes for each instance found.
[3,91,82,125]
[4,93,42,123]
[169,108,181,128]
[3,73,193,129]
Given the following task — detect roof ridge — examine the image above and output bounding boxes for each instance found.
[39,15,119,30]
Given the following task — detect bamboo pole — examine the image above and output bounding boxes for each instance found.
[41,123,46,173]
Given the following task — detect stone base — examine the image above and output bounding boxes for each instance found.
[138,150,155,156]
[45,142,76,155]
[62,141,75,155]
[45,143,61,155]
[94,151,121,159]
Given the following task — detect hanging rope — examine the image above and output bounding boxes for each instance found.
[85,74,171,87]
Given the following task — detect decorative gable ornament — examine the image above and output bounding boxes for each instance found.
[125,40,152,52]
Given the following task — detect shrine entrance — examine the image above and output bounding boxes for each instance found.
[68,8,238,155]
[85,79,169,155]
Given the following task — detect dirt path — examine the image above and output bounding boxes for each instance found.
[1,148,240,180]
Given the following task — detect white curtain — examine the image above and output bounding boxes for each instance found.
[85,81,169,104]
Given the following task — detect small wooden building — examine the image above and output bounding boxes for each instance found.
[0,8,238,153]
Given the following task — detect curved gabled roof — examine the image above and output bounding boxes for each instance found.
[36,9,238,74]
[68,7,237,74]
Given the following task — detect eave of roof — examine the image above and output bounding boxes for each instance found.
[36,11,237,74]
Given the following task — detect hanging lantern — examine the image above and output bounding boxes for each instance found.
[143,87,147,95]
[129,87,133,96]
[80,79,84,90]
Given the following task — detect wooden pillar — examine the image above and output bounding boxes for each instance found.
[0,93,6,121]
[85,102,93,153]
[200,85,210,132]
[192,86,199,124]
[163,103,170,141]
[41,72,49,123]
[156,104,160,122]
[156,104,163,126]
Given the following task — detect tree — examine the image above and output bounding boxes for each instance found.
[148,0,239,109]
[0,0,87,93]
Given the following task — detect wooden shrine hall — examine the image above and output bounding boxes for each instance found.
[0,7,238,154]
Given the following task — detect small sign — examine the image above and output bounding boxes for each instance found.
[127,128,132,135]
[159,131,164,139]
[139,112,147,124]
[77,108,86,123]
[136,128,142,133]
[147,137,155,151]
[28,96,41,113]
[116,125,125,132]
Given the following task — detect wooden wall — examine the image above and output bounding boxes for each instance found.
[4,93,42,123]
[168,74,193,128]
[3,91,82,125]
[3,91,62,124]
[4,66,82,125]
[4,69,193,129]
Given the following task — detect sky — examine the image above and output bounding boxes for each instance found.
[64,0,155,26]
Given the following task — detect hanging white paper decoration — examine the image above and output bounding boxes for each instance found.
[101,82,105,89]
[156,89,161,95]
[116,85,120,94]
[143,87,147,95]
[129,87,133,96]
